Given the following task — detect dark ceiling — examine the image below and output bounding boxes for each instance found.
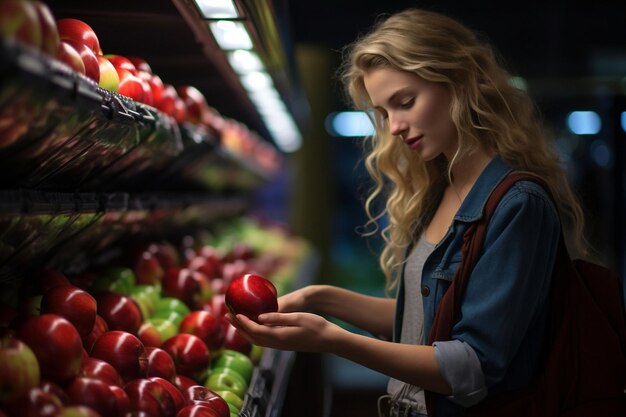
[283,0,626,80]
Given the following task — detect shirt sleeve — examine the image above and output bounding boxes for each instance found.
[451,182,560,389]
[433,339,488,406]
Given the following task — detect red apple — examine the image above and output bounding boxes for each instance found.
[3,386,61,417]
[104,54,137,74]
[90,331,145,382]
[16,314,83,383]
[172,374,196,394]
[222,322,252,355]
[146,74,165,110]
[156,83,178,116]
[202,294,229,318]
[178,310,224,353]
[57,41,86,75]
[177,85,208,125]
[162,268,212,311]
[123,378,176,417]
[161,334,210,383]
[97,55,119,92]
[63,39,99,82]
[40,285,97,338]
[176,404,223,417]
[147,377,185,412]
[139,76,154,106]
[225,274,277,322]
[132,247,164,286]
[108,385,130,417]
[140,346,176,382]
[39,379,69,405]
[137,321,162,348]
[152,241,181,270]
[181,386,229,417]
[116,68,144,102]
[64,377,120,417]
[95,292,143,334]
[185,256,221,280]
[173,98,188,123]
[82,314,108,353]
[56,18,99,54]
[128,56,152,73]
[79,357,123,387]
[0,335,40,404]
[31,1,59,57]
[0,0,42,50]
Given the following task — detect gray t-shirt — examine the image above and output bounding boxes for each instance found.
[387,234,435,413]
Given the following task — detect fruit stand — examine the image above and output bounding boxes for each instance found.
[0,1,313,417]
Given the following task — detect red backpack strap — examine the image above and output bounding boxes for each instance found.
[427,172,544,344]
[425,172,547,415]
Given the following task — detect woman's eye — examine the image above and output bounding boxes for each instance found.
[400,98,414,108]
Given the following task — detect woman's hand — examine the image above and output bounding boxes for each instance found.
[226,312,341,353]
[276,286,312,313]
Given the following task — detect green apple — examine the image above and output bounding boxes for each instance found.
[205,368,248,399]
[213,349,254,383]
[130,285,160,319]
[153,297,190,327]
[215,390,244,411]
[145,317,178,342]
[92,267,136,295]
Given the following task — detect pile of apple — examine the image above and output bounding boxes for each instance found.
[0,234,288,417]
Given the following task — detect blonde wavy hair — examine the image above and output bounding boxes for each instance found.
[340,9,588,293]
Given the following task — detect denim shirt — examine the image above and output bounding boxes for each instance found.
[393,156,560,415]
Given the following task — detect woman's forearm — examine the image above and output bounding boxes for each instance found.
[306,285,396,340]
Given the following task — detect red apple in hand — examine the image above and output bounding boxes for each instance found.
[40,285,97,338]
[16,314,83,383]
[225,274,277,322]
[161,334,210,383]
[90,331,145,382]
[0,335,40,404]
[178,310,225,353]
[56,18,100,54]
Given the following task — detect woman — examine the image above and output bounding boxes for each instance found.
[227,8,587,417]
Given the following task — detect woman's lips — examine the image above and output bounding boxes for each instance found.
[404,134,424,149]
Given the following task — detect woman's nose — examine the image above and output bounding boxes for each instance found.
[388,114,407,137]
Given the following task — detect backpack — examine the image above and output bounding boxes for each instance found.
[425,172,626,416]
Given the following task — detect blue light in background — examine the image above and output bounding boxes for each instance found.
[325,111,375,137]
[621,111,626,132]
[566,111,602,135]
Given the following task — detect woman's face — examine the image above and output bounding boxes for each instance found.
[363,68,457,161]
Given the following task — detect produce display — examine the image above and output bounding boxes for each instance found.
[0,217,311,417]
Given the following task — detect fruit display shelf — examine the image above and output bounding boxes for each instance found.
[0,37,273,193]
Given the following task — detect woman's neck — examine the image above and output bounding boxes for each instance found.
[447,148,495,202]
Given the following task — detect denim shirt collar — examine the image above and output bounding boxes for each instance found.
[453,155,513,223]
